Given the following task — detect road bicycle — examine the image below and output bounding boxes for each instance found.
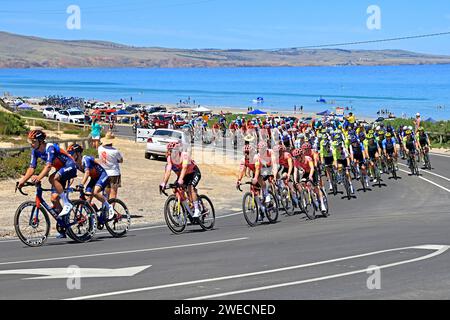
[238,182,279,227]
[14,182,96,247]
[161,183,215,234]
[385,155,398,180]
[407,151,420,176]
[420,146,432,170]
[68,185,131,238]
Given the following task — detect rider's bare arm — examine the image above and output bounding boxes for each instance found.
[18,167,35,187]
[33,164,52,183]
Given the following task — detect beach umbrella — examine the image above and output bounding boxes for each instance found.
[248,109,267,115]
[17,103,33,110]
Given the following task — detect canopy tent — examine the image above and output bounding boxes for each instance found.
[424,117,437,123]
[17,103,32,110]
[316,110,331,116]
[192,106,211,113]
[248,109,267,115]
[116,109,130,115]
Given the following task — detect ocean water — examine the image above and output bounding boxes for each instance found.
[0,65,449,120]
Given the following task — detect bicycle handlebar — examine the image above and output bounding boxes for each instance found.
[15,181,52,196]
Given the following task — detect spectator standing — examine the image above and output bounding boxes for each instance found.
[98,132,123,200]
[91,119,102,149]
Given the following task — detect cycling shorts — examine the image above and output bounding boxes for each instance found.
[337,159,349,168]
[300,170,319,186]
[324,156,333,166]
[86,172,110,193]
[183,167,202,188]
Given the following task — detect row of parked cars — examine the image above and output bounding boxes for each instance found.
[42,107,86,123]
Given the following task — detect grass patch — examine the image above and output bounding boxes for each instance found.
[0,112,28,136]
[0,149,43,180]
[17,110,44,119]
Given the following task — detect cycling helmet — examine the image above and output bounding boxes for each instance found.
[418,127,425,132]
[292,148,302,157]
[274,144,287,152]
[378,130,385,136]
[167,142,181,151]
[367,134,375,140]
[403,126,408,131]
[369,129,375,135]
[408,126,413,130]
[28,130,46,141]
[359,133,366,140]
[405,130,412,135]
[386,132,392,138]
[67,143,83,155]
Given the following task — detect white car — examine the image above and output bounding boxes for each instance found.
[43,106,62,120]
[56,109,85,124]
[145,129,189,160]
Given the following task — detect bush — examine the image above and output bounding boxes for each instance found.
[0,112,27,136]
[0,149,43,180]
[17,110,44,119]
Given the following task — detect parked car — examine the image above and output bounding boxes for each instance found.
[56,109,85,123]
[151,115,172,129]
[43,106,62,120]
[145,129,188,159]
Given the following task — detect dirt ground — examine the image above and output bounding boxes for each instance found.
[0,137,244,237]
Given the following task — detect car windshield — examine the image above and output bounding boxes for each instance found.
[69,111,83,116]
[154,130,182,139]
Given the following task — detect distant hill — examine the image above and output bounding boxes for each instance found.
[2,31,450,68]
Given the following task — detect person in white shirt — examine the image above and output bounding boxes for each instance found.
[98,132,123,200]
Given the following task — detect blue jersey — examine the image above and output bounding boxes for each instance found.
[382,137,397,150]
[81,156,107,180]
[30,143,74,170]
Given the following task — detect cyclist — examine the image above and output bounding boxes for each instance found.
[364,134,381,183]
[18,130,77,218]
[349,137,369,188]
[293,149,326,213]
[332,136,354,194]
[320,135,335,191]
[274,143,295,197]
[160,142,202,218]
[67,144,114,220]
[403,130,417,168]
[382,132,399,171]
[416,127,431,163]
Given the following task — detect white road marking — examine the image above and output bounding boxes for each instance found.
[65,244,449,300]
[188,245,449,300]
[0,237,248,266]
[0,266,150,280]
[398,169,450,193]
[398,163,450,182]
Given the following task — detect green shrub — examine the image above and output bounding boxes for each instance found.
[0,112,27,136]
[18,110,44,119]
[0,149,43,180]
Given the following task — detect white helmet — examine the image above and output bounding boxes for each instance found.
[416,113,421,117]
[376,126,381,131]
[403,126,408,130]
[408,126,413,130]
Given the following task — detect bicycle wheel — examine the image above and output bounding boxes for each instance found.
[265,191,279,223]
[105,198,131,238]
[331,171,338,196]
[302,189,316,220]
[67,200,97,243]
[344,177,352,199]
[164,195,187,234]
[242,192,259,227]
[198,195,215,231]
[14,201,50,247]
[282,187,296,216]
[320,187,330,217]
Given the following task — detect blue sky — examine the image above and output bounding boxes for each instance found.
[1,0,450,54]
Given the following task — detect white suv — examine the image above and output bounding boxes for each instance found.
[43,107,62,120]
[145,129,189,160]
[56,109,85,124]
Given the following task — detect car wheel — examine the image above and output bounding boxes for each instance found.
[145,152,151,160]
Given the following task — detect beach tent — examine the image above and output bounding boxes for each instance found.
[316,110,330,116]
[248,109,267,115]
[17,103,33,110]
[424,117,437,123]
[192,106,211,113]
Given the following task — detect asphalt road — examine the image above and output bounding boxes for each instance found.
[0,129,449,300]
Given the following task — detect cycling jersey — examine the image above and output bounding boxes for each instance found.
[382,137,397,151]
[350,142,365,156]
[320,140,333,158]
[278,152,292,168]
[332,144,349,161]
[239,155,258,173]
[257,150,274,168]
[167,152,198,176]
[417,133,429,147]
[294,156,313,173]
[81,156,107,180]
[367,142,378,159]
[403,137,416,151]
[30,143,74,170]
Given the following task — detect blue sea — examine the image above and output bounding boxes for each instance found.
[0,65,449,120]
